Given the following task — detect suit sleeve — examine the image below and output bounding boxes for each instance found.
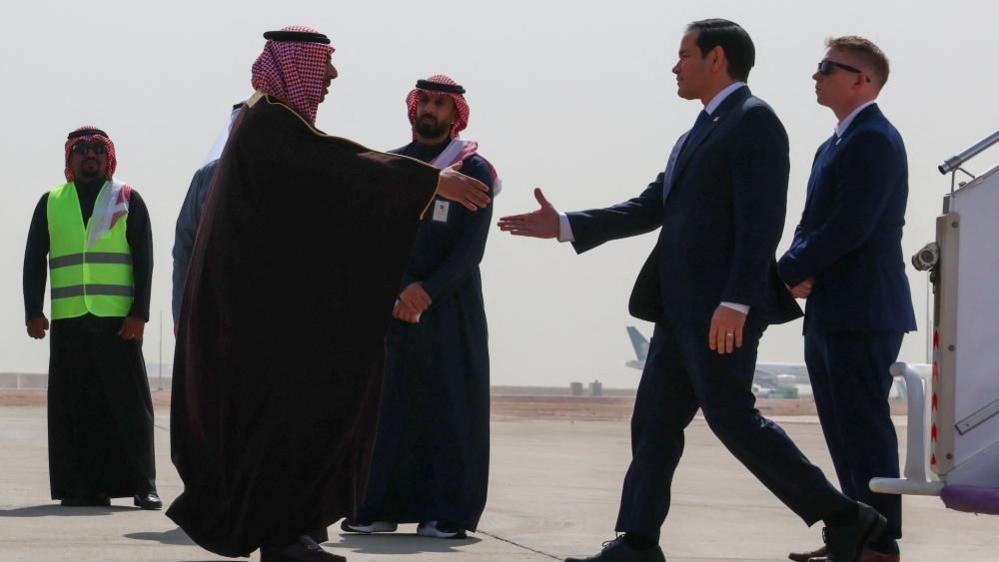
[785,145,826,254]
[172,163,215,323]
[566,173,665,254]
[777,131,902,286]
[722,107,790,306]
[421,159,494,301]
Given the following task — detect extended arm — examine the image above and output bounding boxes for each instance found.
[497,173,665,253]
[566,174,666,254]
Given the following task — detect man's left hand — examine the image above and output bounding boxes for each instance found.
[399,282,432,314]
[789,277,815,299]
[118,316,145,341]
[393,300,421,324]
[709,305,746,355]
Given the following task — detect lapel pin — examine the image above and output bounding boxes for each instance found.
[835,138,842,145]
[713,116,720,122]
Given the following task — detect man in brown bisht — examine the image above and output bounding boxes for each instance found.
[166,26,490,562]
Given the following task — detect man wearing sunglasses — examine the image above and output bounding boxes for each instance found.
[501,20,885,562]
[779,37,915,562]
[22,126,160,510]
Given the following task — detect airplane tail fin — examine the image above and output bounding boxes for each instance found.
[627,326,650,361]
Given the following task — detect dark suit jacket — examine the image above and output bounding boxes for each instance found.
[568,86,802,329]
[778,104,916,334]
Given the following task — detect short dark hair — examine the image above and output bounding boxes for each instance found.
[686,19,755,82]
[826,36,890,90]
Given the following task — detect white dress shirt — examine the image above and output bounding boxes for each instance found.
[558,82,751,315]
[835,100,877,138]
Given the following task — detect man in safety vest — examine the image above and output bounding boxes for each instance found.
[22,126,160,510]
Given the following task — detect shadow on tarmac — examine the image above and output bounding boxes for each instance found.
[332,533,483,554]
[125,526,196,545]
[0,504,136,517]
[128,528,240,561]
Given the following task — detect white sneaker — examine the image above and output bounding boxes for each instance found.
[416,520,467,539]
[340,520,397,533]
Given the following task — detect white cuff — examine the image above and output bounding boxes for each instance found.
[720,301,750,315]
[558,213,575,243]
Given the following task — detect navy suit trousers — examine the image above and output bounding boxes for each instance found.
[616,322,851,541]
[804,330,904,540]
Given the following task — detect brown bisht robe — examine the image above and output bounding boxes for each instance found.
[167,93,439,557]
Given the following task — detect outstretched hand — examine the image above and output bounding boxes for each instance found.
[497,188,560,239]
[437,163,491,211]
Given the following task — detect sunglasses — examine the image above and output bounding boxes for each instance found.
[817,59,871,82]
[71,142,107,156]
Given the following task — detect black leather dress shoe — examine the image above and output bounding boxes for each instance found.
[260,536,345,562]
[789,545,827,562]
[133,492,162,510]
[565,536,666,562]
[60,495,110,507]
[806,548,900,562]
[821,502,887,562]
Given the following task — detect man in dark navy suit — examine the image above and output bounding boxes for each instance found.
[781,37,915,562]
[499,19,886,562]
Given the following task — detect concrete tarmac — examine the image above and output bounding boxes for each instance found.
[0,405,995,562]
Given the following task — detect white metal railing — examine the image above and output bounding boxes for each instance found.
[870,362,945,496]
[938,130,999,174]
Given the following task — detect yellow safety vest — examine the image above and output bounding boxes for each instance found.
[46,182,134,319]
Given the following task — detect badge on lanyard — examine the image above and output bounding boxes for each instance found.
[433,200,450,223]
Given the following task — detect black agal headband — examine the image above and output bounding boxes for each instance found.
[67,128,108,141]
[415,79,466,95]
[263,30,331,45]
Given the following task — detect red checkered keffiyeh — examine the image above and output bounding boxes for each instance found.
[251,25,334,123]
[406,74,470,139]
[64,126,117,181]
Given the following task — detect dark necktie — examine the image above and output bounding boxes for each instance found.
[806,135,839,200]
[662,110,712,200]
[686,110,710,147]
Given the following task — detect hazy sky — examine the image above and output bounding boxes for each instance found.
[2,0,997,387]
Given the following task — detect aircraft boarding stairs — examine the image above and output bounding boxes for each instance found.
[871,130,999,515]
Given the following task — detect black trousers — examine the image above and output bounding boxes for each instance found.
[48,315,156,499]
[615,321,852,541]
[805,330,903,540]
[357,312,490,531]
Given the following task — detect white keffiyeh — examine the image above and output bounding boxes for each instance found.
[430,138,502,196]
[87,180,131,249]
